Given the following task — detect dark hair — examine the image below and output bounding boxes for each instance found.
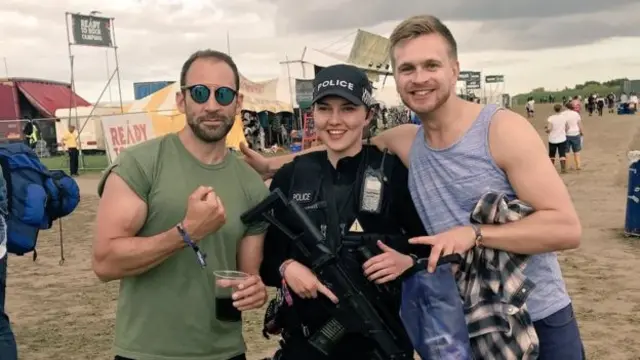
[554,104,563,113]
[180,49,240,90]
[389,15,458,65]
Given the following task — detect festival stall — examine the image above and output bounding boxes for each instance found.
[100,74,293,163]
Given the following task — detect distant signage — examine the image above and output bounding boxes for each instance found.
[295,79,314,104]
[459,71,481,82]
[466,79,481,89]
[485,75,505,83]
[102,113,152,159]
[71,14,113,47]
[133,81,174,100]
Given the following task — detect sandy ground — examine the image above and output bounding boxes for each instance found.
[6,105,640,360]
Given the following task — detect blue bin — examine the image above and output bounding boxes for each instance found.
[625,151,640,236]
[618,103,638,115]
[290,143,302,153]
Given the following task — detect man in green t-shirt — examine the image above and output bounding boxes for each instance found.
[93,49,270,360]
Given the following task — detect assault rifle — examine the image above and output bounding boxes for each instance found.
[241,189,414,360]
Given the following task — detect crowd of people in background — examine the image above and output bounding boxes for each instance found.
[243,88,638,151]
[542,90,639,174]
[531,91,638,119]
[242,103,414,152]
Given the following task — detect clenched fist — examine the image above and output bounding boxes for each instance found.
[182,186,226,241]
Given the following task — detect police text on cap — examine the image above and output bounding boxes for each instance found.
[317,80,354,92]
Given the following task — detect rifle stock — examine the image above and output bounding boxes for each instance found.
[241,189,413,359]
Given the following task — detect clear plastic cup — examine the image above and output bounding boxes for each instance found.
[213,270,249,322]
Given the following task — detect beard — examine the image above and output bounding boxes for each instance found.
[400,85,452,116]
[187,111,235,143]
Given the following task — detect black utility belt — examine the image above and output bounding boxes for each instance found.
[340,233,407,251]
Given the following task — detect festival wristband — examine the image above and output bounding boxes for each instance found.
[176,223,208,268]
[279,259,295,305]
[279,259,295,278]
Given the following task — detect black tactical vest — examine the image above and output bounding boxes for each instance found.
[285,145,407,248]
[267,145,420,360]
[278,146,412,332]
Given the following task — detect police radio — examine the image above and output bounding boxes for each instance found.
[360,149,388,214]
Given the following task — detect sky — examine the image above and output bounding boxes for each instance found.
[0,0,639,104]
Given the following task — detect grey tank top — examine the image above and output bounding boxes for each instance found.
[408,104,570,321]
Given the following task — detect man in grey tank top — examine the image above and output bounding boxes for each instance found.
[242,13,586,360]
[372,15,585,360]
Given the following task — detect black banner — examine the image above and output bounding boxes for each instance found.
[485,75,505,83]
[71,14,113,47]
[458,71,481,82]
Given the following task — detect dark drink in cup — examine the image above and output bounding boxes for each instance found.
[213,270,249,323]
[216,296,241,322]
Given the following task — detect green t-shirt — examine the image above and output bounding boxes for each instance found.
[97,133,269,360]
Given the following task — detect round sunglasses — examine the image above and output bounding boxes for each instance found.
[182,84,237,106]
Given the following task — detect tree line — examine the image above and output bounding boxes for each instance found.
[513,78,628,104]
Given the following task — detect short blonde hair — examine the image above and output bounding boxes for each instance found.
[389,15,458,65]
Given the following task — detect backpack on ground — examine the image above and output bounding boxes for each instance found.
[0,143,80,260]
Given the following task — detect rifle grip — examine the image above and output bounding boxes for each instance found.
[357,244,396,295]
[357,244,377,261]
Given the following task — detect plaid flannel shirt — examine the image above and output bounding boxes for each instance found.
[456,192,540,360]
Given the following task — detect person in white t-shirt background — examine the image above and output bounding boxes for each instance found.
[546,103,569,173]
[620,92,629,104]
[563,103,584,170]
[525,96,535,118]
[629,92,638,111]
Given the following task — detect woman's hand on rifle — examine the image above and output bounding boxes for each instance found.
[282,260,339,304]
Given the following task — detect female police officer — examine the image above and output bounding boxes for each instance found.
[259,64,429,360]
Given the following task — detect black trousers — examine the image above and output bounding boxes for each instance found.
[68,147,79,175]
[115,354,246,360]
[548,141,567,159]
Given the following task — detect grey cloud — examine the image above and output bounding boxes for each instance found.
[272,0,637,33]
[466,57,531,69]
[462,3,640,51]
[272,0,640,51]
